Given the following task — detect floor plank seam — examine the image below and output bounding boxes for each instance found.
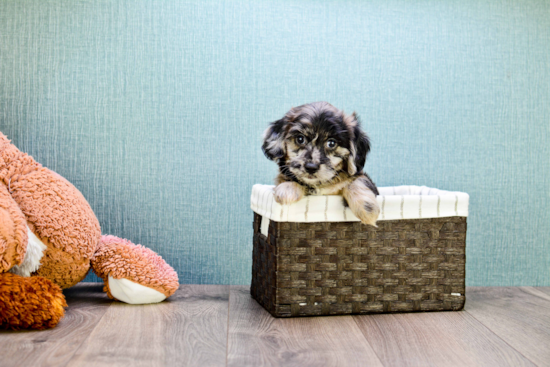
[463,309,539,367]
[61,299,113,367]
[351,316,388,367]
[521,286,550,304]
[225,285,232,367]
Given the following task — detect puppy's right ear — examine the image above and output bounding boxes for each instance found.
[262,118,287,161]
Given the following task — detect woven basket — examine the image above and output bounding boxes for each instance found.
[250,185,468,317]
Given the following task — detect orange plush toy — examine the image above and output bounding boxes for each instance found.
[0,132,179,330]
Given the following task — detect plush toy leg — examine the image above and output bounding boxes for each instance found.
[0,183,29,273]
[0,272,67,330]
[90,235,179,304]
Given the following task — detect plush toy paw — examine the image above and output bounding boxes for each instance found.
[274,181,305,205]
[91,235,179,304]
[0,272,67,330]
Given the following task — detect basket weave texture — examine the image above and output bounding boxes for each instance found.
[251,213,466,317]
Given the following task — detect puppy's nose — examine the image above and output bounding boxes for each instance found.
[304,162,319,174]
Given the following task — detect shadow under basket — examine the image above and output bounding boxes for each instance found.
[250,185,468,317]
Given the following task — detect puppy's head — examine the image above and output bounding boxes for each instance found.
[262,101,371,187]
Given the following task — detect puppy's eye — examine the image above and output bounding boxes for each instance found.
[326,139,337,149]
[296,135,306,146]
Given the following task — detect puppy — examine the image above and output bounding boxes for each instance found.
[262,101,380,226]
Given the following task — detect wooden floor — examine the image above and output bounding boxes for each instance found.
[1,285,549,367]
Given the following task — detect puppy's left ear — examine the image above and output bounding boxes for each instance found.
[262,117,287,161]
[347,113,371,176]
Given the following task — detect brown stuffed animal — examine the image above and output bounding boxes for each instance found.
[0,132,179,330]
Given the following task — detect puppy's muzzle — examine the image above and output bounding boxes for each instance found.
[304,162,320,174]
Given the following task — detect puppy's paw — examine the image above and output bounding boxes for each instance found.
[351,199,380,227]
[274,181,305,205]
[343,178,380,227]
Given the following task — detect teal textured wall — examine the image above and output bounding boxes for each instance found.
[0,0,548,286]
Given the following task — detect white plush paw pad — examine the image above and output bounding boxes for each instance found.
[108,275,166,304]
